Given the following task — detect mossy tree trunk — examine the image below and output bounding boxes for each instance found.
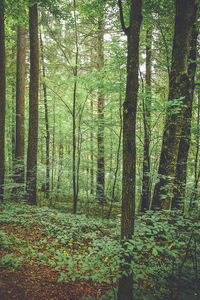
[152,0,197,210]
[172,6,198,208]
[117,0,142,299]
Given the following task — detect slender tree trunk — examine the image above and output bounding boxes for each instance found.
[51,98,55,194]
[96,15,105,203]
[76,121,82,199]
[73,0,78,214]
[26,4,39,205]
[12,86,15,174]
[172,9,198,209]
[57,140,63,194]
[0,0,6,201]
[72,79,77,213]
[117,0,142,299]
[190,91,200,209]
[107,78,123,218]
[90,100,94,195]
[110,113,113,174]
[40,33,50,199]
[152,0,196,210]
[15,26,26,193]
[11,45,16,175]
[141,26,152,211]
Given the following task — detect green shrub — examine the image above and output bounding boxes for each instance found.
[1,253,24,269]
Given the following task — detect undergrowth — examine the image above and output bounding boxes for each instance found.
[0,201,200,299]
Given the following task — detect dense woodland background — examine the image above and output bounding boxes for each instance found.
[0,0,200,299]
[0,0,200,212]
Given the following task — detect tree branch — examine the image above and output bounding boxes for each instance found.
[118,0,128,35]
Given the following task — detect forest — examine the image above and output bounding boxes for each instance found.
[0,0,200,299]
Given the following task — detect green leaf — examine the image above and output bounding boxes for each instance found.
[152,248,158,256]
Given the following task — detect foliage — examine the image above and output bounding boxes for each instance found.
[0,202,200,298]
[1,253,24,269]
[0,230,10,249]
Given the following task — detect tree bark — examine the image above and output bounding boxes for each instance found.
[152,0,196,210]
[15,26,26,192]
[40,33,50,199]
[172,7,198,208]
[141,25,152,211]
[190,91,200,209]
[73,0,78,214]
[96,15,105,203]
[26,3,39,205]
[90,100,94,195]
[117,0,142,299]
[0,0,6,201]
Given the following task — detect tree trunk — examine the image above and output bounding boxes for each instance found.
[172,7,198,209]
[190,91,200,209]
[107,71,123,218]
[96,15,105,203]
[0,0,6,201]
[141,26,152,212]
[26,4,39,205]
[152,0,196,210]
[12,86,15,174]
[15,26,26,192]
[117,0,142,299]
[40,33,50,199]
[73,0,78,214]
[51,98,56,194]
[90,100,94,195]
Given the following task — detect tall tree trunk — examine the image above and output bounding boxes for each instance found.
[40,33,50,199]
[90,100,94,195]
[51,98,55,194]
[26,4,39,205]
[15,26,26,192]
[172,7,198,209]
[117,0,142,299]
[141,25,152,211]
[0,0,6,201]
[56,139,63,195]
[152,0,196,210]
[96,15,105,203]
[190,91,200,209]
[12,86,15,174]
[73,0,78,214]
[107,74,123,218]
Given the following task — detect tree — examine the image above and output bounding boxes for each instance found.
[96,11,105,203]
[0,0,6,201]
[141,23,152,211]
[15,25,26,193]
[172,4,198,208]
[26,3,39,205]
[40,33,50,199]
[152,0,197,210]
[117,0,142,299]
[72,0,79,214]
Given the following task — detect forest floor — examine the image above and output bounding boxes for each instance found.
[0,201,199,300]
[0,260,112,300]
[0,202,118,300]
